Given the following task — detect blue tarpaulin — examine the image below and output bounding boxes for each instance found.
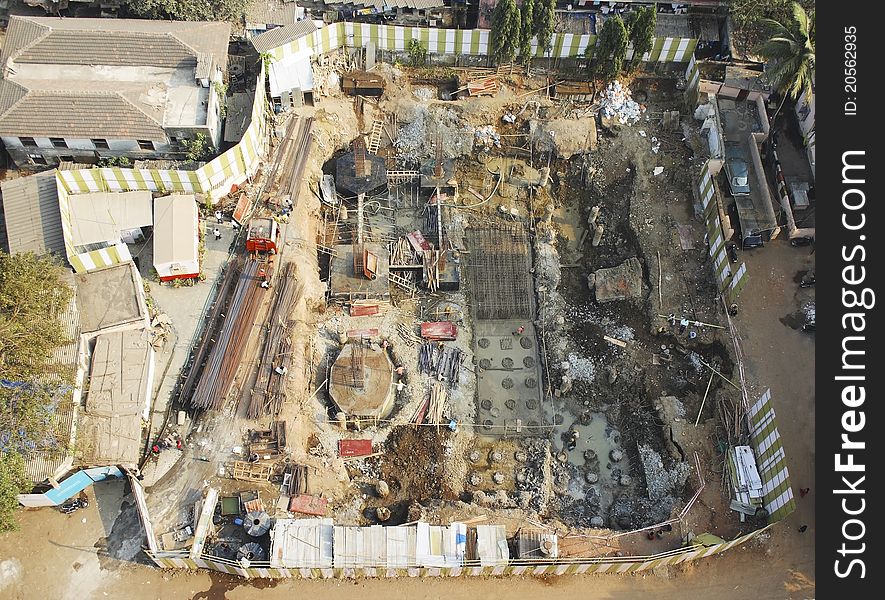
[43,466,124,505]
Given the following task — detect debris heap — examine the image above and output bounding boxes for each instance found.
[600,81,644,125]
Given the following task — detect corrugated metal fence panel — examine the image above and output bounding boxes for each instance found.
[144,524,771,578]
[747,389,796,522]
[685,54,700,92]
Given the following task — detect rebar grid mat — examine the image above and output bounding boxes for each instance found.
[466,223,532,321]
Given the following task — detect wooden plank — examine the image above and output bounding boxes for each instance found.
[603,335,628,348]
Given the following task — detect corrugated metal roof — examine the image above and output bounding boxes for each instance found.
[246,0,301,26]
[0,170,65,256]
[251,19,318,53]
[195,52,214,80]
[68,190,153,248]
[655,13,721,42]
[152,194,198,267]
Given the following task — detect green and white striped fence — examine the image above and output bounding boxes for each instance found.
[698,160,748,305]
[267,21,696,62]
[747,389,796,522]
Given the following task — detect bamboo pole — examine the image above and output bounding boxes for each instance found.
[696,371,715,426]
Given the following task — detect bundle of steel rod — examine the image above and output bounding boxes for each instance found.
[411,382,448,427]
[248,264,304,419]
[417,343,463,388]
[179,258,244,408]
[191,260,265,410]
[284,116,315,205]
[396,322,421,346]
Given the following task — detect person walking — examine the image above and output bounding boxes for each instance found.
[567,429,580,451]
[513,325,525,337]
[214,227,221,241]
[215,210,223,224]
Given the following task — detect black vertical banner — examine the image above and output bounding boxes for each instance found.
[817,3,878,596]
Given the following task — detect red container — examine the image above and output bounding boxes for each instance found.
[420,321,457,341]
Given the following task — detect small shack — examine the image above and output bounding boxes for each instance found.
[153,194,200,282]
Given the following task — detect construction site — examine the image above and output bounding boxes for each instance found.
[124,44,796,576]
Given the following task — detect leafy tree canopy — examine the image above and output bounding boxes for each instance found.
[756,1,815,100]
[625,6,656,67]
[0,452,31,532]
[490,0,521,65]
[122,0,248,21]
[0,251,75,531]
[520,0,536,63]
[533,0,556,57]
[587,15,628,83]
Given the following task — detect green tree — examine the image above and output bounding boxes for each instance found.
[183,133,210,162]
[407,38,428,67]
[0,252,73,382]
[491,0,521,65]
[587,15,628,84]
[519,0,536,64]
[122,0,248,21]
[624,6,656,70]
[729,0,815,29]
[533,0,556,58]
[0,252,75,532]
[755,2,814,121]
[0,452,31,532]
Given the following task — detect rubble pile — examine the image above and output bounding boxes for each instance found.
[470,124,502,149]
[395,105,474,162]
[636,444,691,525]
[600,81,644,125]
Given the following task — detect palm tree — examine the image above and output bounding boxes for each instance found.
[755,2,814,123]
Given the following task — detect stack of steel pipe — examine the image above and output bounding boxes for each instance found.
[180,258,244,408]
[417,343,463,389]
[248,263,304,419]
[191,260,264,410]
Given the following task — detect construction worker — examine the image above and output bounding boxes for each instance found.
[567,428,579,451]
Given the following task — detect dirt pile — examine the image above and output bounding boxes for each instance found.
[529,117,598,159]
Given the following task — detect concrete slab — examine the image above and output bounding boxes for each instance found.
[329,243,390,299]
[75,262,148,334]
[473,320,546,437]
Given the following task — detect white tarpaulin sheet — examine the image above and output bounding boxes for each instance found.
[269,49,314,97]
